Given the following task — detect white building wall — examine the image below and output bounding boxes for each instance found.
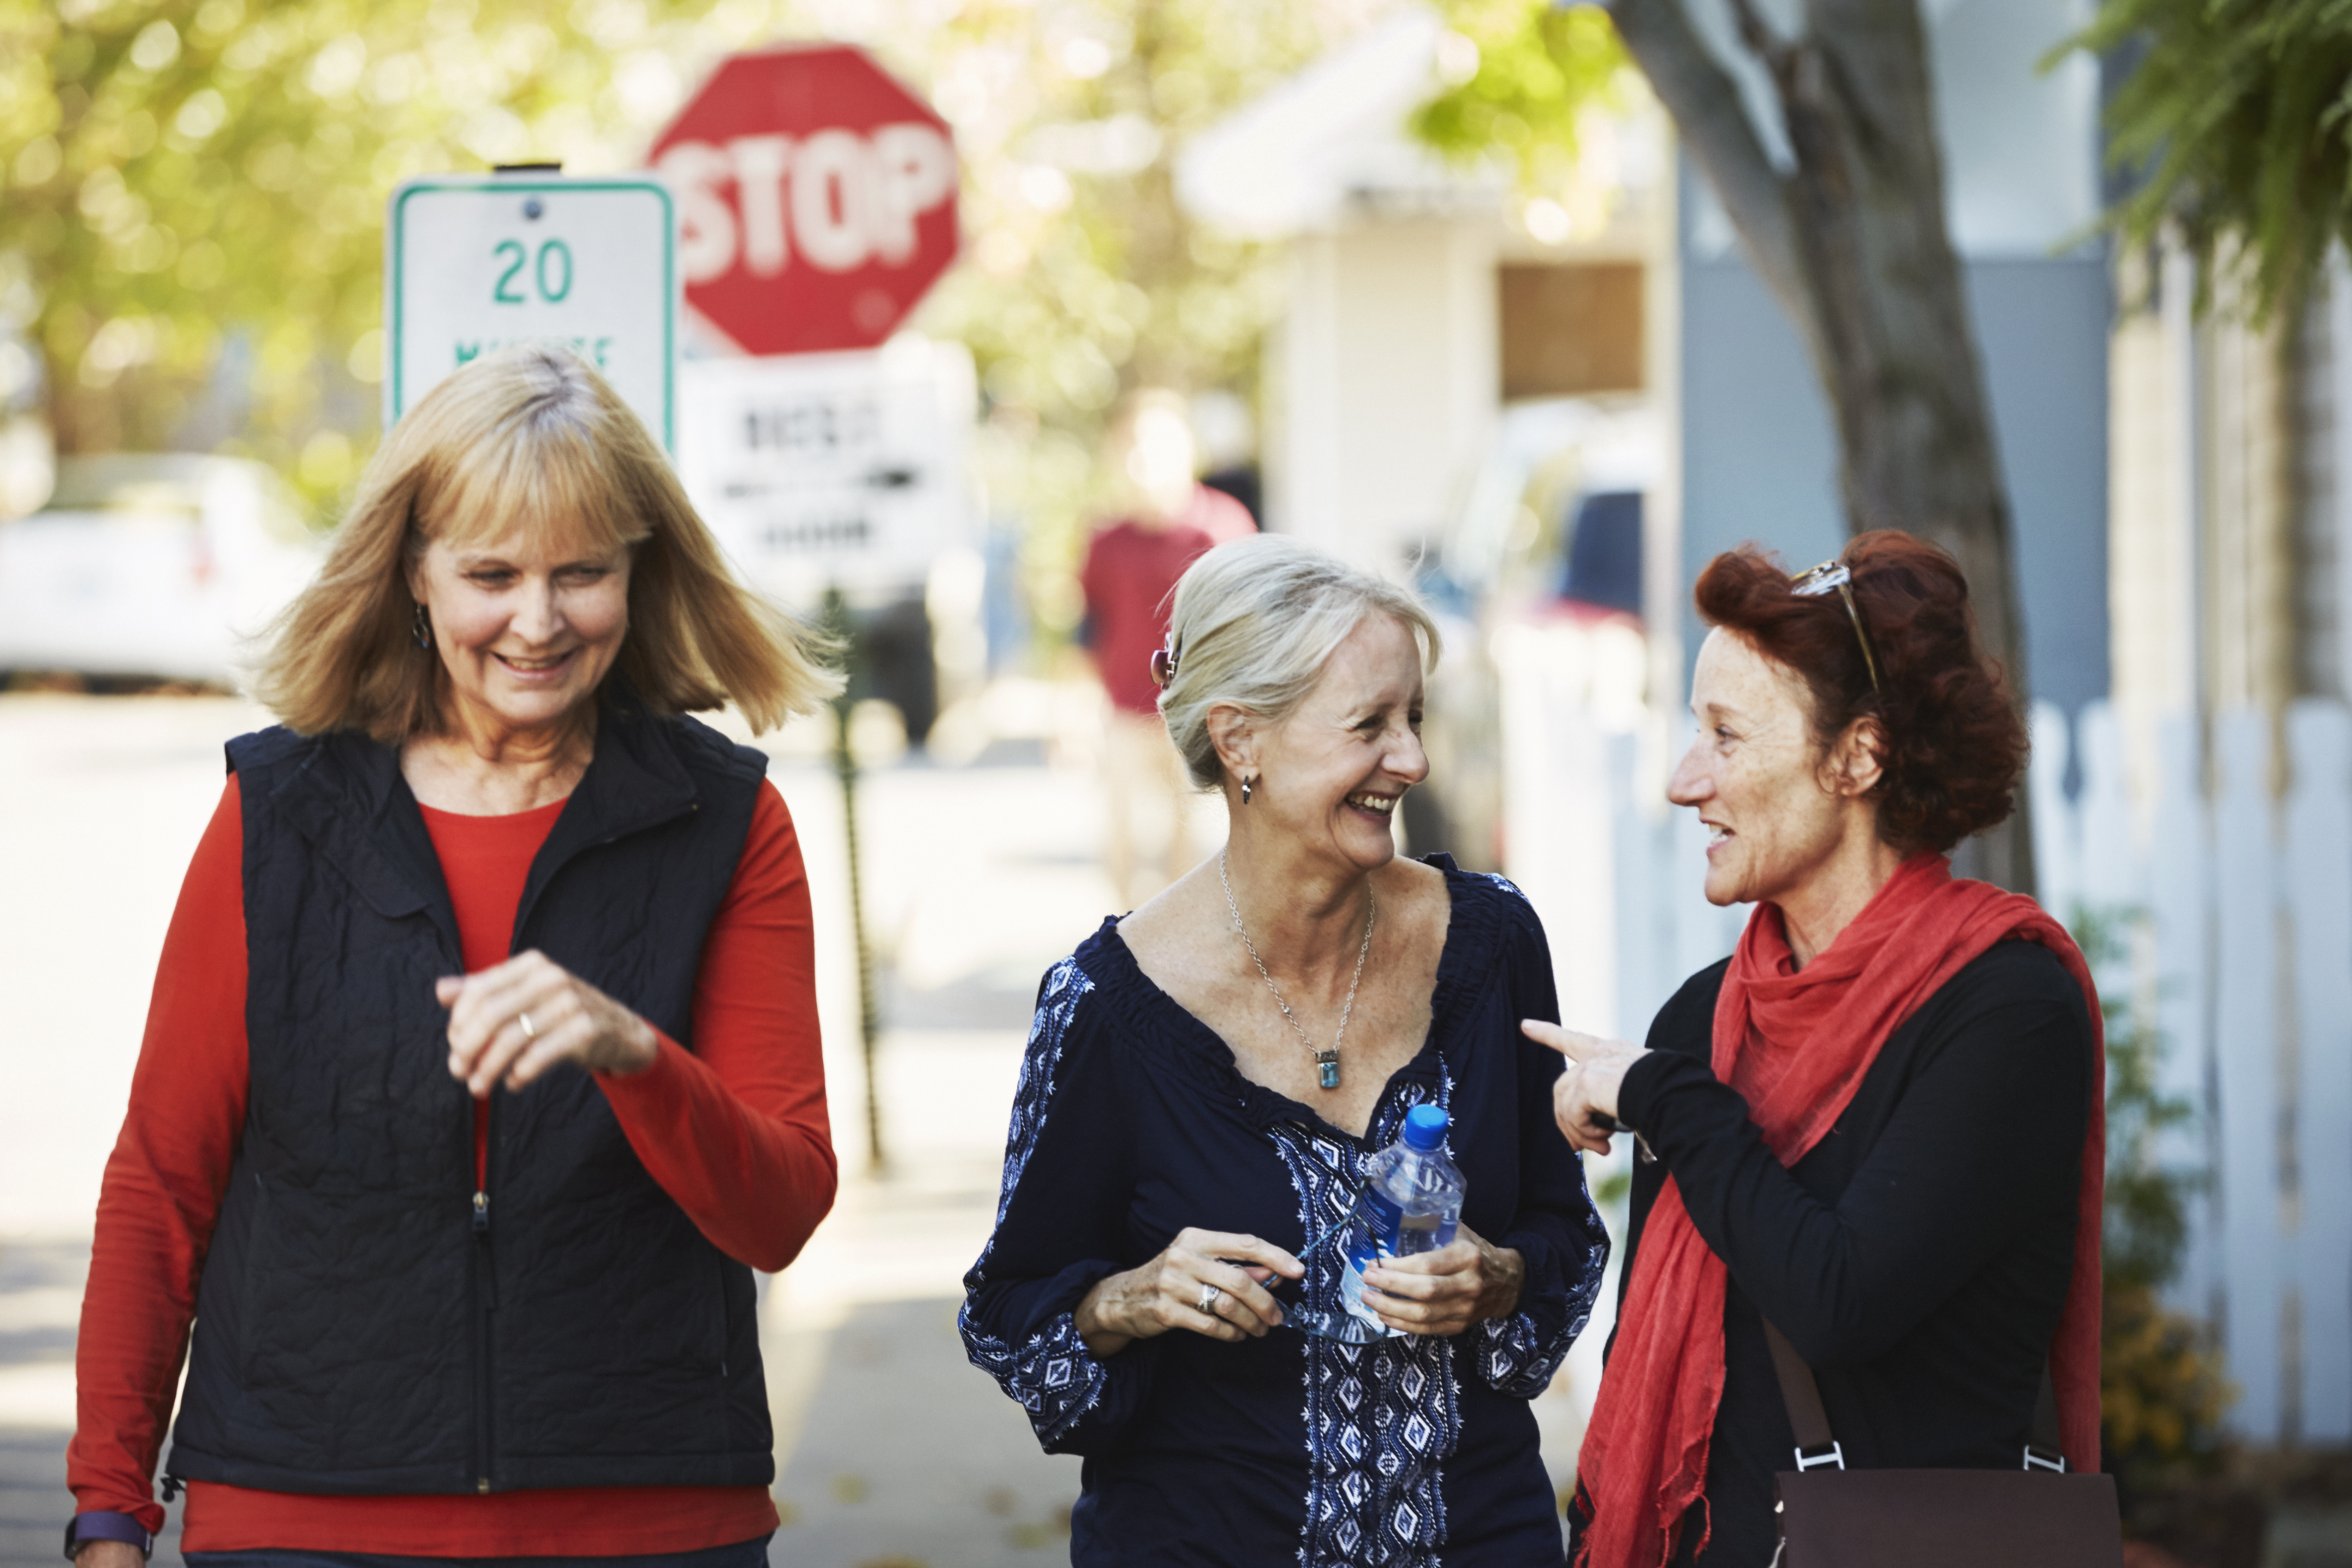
[1269,219,1497,572]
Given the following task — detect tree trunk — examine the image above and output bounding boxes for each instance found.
[1612,0,2037,895]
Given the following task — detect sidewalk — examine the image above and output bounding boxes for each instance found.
[0,1243,160,1566]
[762,1165,1086,1567]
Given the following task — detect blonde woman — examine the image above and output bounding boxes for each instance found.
[67,346,839,1567]
[962,535,1607,1566]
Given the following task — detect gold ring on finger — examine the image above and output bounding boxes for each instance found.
[517,1011,536,1041]
[1198,1283,1222,1315]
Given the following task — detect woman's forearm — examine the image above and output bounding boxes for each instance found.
[1621,999,2089,1364]
[597,1031,837,1271]
[597,785,837,1273]
[71,781,250,1530]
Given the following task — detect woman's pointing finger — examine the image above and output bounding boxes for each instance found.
[1521,1019,1604,1059]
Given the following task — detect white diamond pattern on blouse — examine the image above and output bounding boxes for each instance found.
[1269,1103,1458,1568]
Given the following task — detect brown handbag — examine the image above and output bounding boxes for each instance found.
[1763,1321,2125,1567]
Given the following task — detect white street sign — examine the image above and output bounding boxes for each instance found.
[680,340,974,602]
[385,175,677,450]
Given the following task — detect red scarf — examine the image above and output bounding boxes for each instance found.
[1572,854,2105,1567]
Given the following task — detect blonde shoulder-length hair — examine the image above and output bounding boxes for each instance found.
[254,344,840,740]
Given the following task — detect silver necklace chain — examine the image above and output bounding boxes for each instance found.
[1219,848,1376,1090]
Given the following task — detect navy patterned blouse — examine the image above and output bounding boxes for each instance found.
[961,858,1609,1567]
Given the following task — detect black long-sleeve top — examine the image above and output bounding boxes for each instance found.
[962,860,1610,1567]
[1575,940,2095,1567]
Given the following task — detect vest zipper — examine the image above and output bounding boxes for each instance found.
[471,1093,499,1494]
[472,1187,493,1492]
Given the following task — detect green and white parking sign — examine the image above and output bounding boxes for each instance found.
[385,175,677,451]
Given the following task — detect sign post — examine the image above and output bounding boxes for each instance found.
[652,44,965,1174]
[385,174,678,448]
[820,585,886,1176]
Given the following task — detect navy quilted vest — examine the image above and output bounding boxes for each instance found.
[166,690,777,1496]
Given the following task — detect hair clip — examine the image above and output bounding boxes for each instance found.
[1149,639,1181,688]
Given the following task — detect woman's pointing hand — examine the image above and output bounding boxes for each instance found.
[1522,1019,1646,1156]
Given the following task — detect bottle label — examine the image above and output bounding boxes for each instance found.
[1339,1188,1405,1330]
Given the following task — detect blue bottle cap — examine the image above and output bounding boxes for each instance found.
[1402,1104,1449,1151]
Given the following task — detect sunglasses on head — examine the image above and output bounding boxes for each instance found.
[1788,559,1882,695]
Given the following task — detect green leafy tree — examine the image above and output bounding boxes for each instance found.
[0,0,771,501]
[1410,0,1627,192]
[0,0,1355,597]
[2067,0,2352,322]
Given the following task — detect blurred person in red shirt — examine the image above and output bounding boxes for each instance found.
[1079,390,1256,908]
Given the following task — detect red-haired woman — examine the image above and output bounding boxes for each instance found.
[1526,531,2105,1567]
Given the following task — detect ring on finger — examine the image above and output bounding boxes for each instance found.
[517,1011,537,1042]
[1198,1283,1223,1315]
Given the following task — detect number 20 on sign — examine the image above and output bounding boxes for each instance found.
[493,238,574,304]
[385,175,679,451]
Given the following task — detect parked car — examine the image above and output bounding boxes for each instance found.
[0,454,321,687]
[1412,398,1660,871]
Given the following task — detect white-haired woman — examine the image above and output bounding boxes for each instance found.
[68,345,838,1566]
[962,535,1608,1565]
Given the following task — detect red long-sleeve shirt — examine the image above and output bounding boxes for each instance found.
[69,772,836,1555]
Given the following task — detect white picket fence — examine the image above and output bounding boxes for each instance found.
[2034,700,2352,1447]
[1498,621,2352,1445]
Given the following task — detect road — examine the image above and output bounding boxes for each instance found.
[0,689,1598,1566]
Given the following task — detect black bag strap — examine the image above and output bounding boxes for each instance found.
[1762,1320,1845,1471]
[1760,1319,2069,1474]
[2026,1360,2067,1471]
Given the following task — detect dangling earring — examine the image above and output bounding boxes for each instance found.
[412,602,434,651]
[1241,775,1256,805]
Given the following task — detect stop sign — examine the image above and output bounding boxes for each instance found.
[650,44,959,356]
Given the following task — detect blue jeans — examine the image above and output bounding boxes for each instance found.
[183,1536,772,1568]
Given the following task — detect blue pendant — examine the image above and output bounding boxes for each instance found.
[1318,1051,1341,1090]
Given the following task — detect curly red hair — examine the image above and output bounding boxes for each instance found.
[1692,530,2026,855]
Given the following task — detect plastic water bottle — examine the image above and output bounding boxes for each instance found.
[1338,1103,1465,1334]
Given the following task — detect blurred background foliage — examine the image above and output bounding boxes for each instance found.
[0,0,1384,541]
[1413,0,1625,193]
[1,0,730,497]
[2071,0,2352,323]
[2071,905,2232,1495]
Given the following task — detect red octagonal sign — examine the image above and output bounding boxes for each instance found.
[650,44,959,356]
